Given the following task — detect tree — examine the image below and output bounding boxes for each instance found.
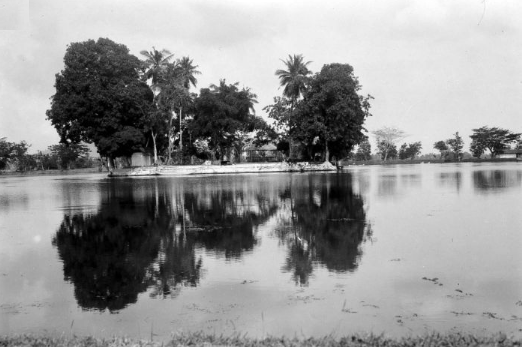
[48,143,90,169]
[291,63,372,161]
[176,56,200,90]
[140,47,176,164]
[470,140,486,159]
[446,132,464,161]
[275,54,312,159]
[469,126,521,158]
[377,141,397,160]
[151,56,200,164]
[190,80,259,161]
[0,138,32,171]
[372,127,405,161]
[433,140,449,159]
[172,57,200,157]
[355,137,372,161]
[399,142,422,160]
[275,54,311,104]
[140,47,174,89]
[46,38,154,170]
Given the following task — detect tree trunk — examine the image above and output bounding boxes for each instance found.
[288,100,295,160]
[151,130,158,164]
[325,145,330,163]
[167,110,176,164]
[108,157,115,173]
[179,106,183,152]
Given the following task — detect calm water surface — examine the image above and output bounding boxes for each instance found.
[1,163,522,339]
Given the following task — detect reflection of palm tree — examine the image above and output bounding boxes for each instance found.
[183,181,279,259]
[149,232,202,299]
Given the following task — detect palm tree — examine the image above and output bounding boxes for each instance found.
[275,54,311,104]
[176,56,200,90]
[140,47,174,91]
[171,57,200,156]
[140,47,174,164]
[275,54,311,159]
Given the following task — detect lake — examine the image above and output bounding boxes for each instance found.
[1,162,522,340]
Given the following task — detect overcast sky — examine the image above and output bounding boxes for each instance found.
[1,0,521,154]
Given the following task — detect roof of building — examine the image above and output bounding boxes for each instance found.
[244,143,277,151]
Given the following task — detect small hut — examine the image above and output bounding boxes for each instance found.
[131,152,153,167]
[243,143,283,162]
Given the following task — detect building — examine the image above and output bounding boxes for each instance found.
[242,143,284,162]
[498,149,522,160]
[131,152,153,166]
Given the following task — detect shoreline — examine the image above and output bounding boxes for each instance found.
[1,332,518,347]
[110,161,338,177]
[1,159,519,178]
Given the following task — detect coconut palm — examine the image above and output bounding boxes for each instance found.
[140,47,174,164]
[275,54,311,159]
[140,47,174,90]
[275,54,311,104]
[176,56,200,90]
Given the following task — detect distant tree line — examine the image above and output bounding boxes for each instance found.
[349,125,521,163]
[0,137,96,172]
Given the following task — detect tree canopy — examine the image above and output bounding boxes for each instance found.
[291,63,372,161]
[469,126,521,158]
[190,80,262,160]
[46,38,154,164]
[275,54,311,102]
[433,140,449,159]
[399,142,422,160]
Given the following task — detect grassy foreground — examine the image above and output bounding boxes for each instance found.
[1,332,520,347]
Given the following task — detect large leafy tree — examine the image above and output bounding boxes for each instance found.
[46,38,154,169]
[190,80,259,161]
[292,63,372,161]
[469,126,521,158]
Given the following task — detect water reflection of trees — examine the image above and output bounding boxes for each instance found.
[52,178,280,311]
[52,180,201,312]
[183,181,280,259]
[276,174,372,286]
[439,172,462,192]
[473,170,522,191]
